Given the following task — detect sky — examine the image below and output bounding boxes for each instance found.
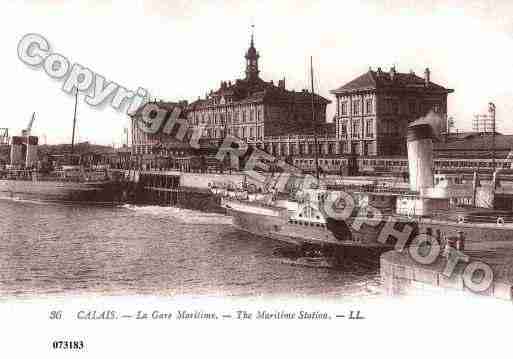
[1,0,513,145]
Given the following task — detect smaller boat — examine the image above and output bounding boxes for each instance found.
[272,244,346,269]
[0,92,122,203]
[277,256,334,269]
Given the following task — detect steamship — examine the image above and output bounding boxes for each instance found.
[0,96,121,203]
[0,167,120,203]
[221,112,513,253]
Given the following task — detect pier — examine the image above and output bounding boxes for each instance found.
[381,248,513,301]
[113,170,260,213]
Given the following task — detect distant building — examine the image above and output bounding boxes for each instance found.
[472,114,494,134]
[472,103,497,134]
[331,67,454,156]
[130,101,192,155]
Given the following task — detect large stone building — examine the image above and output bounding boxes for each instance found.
[129,32,333,170]
[331,67,453,156]
[185,33,331,150]
[130,33,332,160]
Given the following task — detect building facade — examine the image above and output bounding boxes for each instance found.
[331,67,453,156]
[130,33,332,163]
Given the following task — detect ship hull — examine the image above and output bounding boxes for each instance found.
[225,197,513,253]
[341,214,513,251]
[226,200,391,249]
[0,179,122,203]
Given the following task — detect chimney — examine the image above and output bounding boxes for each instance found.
[10,136,24,166]
[424,68,430,86]
[407,119,436,193]
[26,136,39,168]
[390,66,396,80]
[377,67,382,75]
[407,120,436,215]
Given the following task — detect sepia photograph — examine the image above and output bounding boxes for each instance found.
[0,0,512,357]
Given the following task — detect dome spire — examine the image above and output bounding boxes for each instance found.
[245,23,260,80]
[250,23,255,48]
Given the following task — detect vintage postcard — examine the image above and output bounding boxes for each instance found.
[1,0,512,357]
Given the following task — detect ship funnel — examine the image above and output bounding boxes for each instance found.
[25,136,39,168]
[9,135,39,168]
[10,136,24,166]
[407,111,441,193]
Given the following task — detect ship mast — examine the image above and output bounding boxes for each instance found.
[489,102,496,172]
[310,56,320,181]
[71,90,78,155]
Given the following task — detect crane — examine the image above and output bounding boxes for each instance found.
[22,112,36,137]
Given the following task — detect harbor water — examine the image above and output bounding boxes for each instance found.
[0,197,380,298]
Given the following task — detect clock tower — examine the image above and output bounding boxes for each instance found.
[245,29,260,81]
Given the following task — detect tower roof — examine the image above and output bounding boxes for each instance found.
[245,27,259,60]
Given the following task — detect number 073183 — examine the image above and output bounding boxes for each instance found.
[52,340,85,350]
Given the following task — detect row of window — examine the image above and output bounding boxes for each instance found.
[203,126,265,140]
[294,158,346,167]
[265,142,338,156]
[340,99,374,116]
[436,160,511,169]
[339,119,374,138]
[339,99,442,116]
[358,158,512,169]
[288,219,326,228]
[383,100,442,115]
[359,158,408,167]
[191,108,263,126]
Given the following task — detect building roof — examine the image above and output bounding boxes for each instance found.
[435,133,513,153]
[187,77,330,110]
[331,68,453,94]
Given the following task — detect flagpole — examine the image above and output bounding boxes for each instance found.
[310,56,320,181]
[71,90,78,154]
